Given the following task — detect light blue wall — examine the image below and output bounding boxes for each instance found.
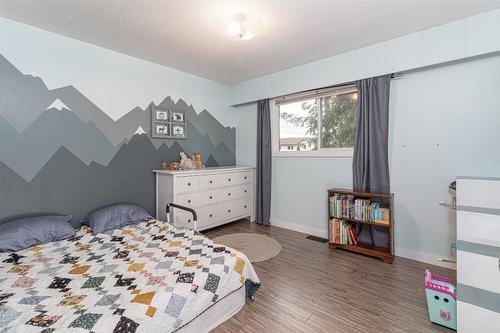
[230,103,257,167]
[0,18,231,123]
[233,54,500,264]
[389,55,500,260]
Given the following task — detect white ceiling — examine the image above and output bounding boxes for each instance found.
[2,0,500,84]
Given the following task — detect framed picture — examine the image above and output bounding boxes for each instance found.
[151,106,187,139]
[153,124,170,137]
[171,111,185,123]
[154,110,169,122]
[171,124,186,137]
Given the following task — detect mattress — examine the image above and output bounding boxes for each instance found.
[177,285,245,333]
[0,219,259,332]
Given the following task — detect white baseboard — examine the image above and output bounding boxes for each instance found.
[395,246,457,270]
[269,218,456,270]
[270,218,327,239]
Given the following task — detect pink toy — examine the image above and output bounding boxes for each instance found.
[424,268,457,330]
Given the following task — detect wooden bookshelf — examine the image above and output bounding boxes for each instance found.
[327,188,394,263]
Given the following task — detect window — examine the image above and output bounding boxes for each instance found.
[272,84,358,157]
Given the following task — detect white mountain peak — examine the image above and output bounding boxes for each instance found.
[47,98,71,111]
[134,126,146,135]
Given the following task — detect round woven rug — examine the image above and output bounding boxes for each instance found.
[212,233,281,263]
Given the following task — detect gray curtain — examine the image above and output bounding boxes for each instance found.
[353,75,391,246]
[256,99,272,225]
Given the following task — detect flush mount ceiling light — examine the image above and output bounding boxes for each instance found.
[228,13,260,41]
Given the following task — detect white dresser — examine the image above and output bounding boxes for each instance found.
[154,166,254,231]
[456,176,500,332]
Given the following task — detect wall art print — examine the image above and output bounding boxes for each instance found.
[151,107,187,139]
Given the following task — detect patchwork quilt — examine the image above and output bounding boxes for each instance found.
[0,220,260,332]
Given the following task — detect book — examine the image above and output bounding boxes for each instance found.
[330,195,390,225]
[328,218,358,245]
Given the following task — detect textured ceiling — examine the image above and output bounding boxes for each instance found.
[2,0,500,84]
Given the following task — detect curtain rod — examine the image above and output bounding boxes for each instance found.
[390,72,405,79]
[274,73,404,104]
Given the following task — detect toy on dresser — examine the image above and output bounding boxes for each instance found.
[425,269,457,330]
[179,152,196,170]
[163,152,205,171]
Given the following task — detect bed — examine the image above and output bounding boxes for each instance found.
[0,218,260,332]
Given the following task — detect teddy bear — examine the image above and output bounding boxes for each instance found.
[192,152,205,169]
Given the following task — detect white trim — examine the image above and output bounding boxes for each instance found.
[269,218,457,270]
[273,148,354,158]
[270,218,327,239]
[395,246,457,270]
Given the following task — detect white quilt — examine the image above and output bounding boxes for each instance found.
[0,220,260,332]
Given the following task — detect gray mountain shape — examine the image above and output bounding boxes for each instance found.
[210,142,237,166]
[0,107,232,181]
[0,54,54,133]
[0,134,234,224]
[0,55,236,153]
[157,97,236,154]
[0,110,123,181]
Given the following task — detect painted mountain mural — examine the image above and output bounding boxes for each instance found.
[0,54,236,223]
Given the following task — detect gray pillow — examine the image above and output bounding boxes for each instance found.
[81,204,153,234]
[0,215,75,252]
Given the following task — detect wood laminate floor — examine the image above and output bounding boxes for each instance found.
[204,219,456,333]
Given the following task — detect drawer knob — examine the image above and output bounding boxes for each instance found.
[188,219,191,223]
[244,205,247,208]
[228,209,231,213]
[244,190,247,193]
[244,176,247,180]
[209,214,213,218]
[188,182,191,186]
[209,180,213,184]
[188,199,191,203]
[228,178,231,182]
[228,193,231,196]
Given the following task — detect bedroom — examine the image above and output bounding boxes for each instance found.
[1,0,500,332]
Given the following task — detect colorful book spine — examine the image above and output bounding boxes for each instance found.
[328,218,358,245]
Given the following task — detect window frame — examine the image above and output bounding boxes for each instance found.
[271,84,357,158]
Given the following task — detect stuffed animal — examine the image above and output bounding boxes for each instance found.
[192,152,205,169]
[167,162,180,170]
[179,152,196,170]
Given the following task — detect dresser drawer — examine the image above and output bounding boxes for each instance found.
[458,301,500,333]
[177,190,220,207]
[220,171,252,187]
[220,198,251,220]
[197,190,219,206]
[175,176,199,193]
[199,174,220,190]
[458,250,500,294]
[457,210,500,244]
[234,198,251,216]
[218,184,251,201]
[234,184,251,198]
[197,206,218,229]
[457,179,500,209]
[176,192,202,207]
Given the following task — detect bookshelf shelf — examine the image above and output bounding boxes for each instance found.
[327,188,394,263]
[330,216,391,228]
